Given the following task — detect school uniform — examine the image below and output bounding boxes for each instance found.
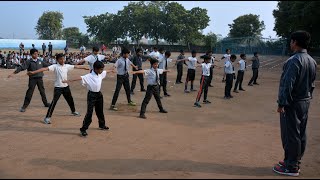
[84,54,106,70]
[80,70,108,131]
[130,55,145,93]
[175,54,186,83]
[111,57,133,106]
[224,60,234,98]
[158,56,172,96]
[185,57,197,91]
[140,68,166,116]
[234,59,246,91]
[48,44,53,56]
[195,63,211,103]
[248,56,260,85]
[45,64,77,119]
[14,58,50,110]
[208,56,215,86]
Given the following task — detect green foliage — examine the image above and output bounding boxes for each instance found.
[204,32,217,49]
[228,14,265,38]
[273,1,320,47]
[35,11,64,39]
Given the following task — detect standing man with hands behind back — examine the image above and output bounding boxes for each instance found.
[273,30,317,177]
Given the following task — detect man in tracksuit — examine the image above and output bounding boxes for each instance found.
[8,48,50,112]
[130,48,146,95]
[248,52,260,86]
[273,31,317,177]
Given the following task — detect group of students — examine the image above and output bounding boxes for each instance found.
[7,46,260,137]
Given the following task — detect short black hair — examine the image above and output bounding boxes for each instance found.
[203,55,211,60]
[290,30,311,49]
[56,53,64,60]
[254,52,258,56]
[240,53,246,58]
[93,60,105,69]
[206,50,213,54]
[153,47,158,50]
[230,54,237,59]
[136,48,142,54]
[165,51,171,57]
[92,46,99,52]
[159,47,164,52]
[30,48,38,55]
[226,49,230,53]
[180,49,184,53]
[121,47,130,55]
[150,58,159,65]
[191,50,197,54]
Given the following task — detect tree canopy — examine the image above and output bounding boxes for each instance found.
[228,14,265,38]
[35,11,64,40]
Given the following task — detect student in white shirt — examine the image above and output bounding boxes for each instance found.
[27,53,89,124]
[182,50,200,93]
[149,47,160,60]
[132,58,169,119]
[194,55,214,107]
[224,54,236,99]
[77,47,106,71]
[233,53,247,93]
[63,61,115,137]
[221,49,231,82]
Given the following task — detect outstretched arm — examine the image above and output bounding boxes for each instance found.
[62,77,82,83]
[74,65,90,70]
[131,70,144,74]
[27,67,49,76]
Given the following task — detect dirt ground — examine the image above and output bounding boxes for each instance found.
[0,52,319,179]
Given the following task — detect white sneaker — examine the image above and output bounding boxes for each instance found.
[44,117,51,124]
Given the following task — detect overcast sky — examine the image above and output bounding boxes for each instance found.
[0,1,279,39]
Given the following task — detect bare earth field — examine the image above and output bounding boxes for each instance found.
[0,52,319,179]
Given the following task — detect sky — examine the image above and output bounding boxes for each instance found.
[0,1,279,39]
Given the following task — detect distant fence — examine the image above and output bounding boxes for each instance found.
[0,39,66,50]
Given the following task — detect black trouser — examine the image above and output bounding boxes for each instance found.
[131,70,145,92]
[234,70,245,90]
[176,64,183,83]
[42,49,45,55]
[140,85,164,115]
[46,86,76,118]
[22,77,49,108]
[196,76,209,102]
[224,74,234,97]
[208,66,213,85]
[49,50,52,56]
[280,100,310,169]
[111,74,131,106]
[159,72,168,95]
[80,91,105,131]
[249,68,259,84]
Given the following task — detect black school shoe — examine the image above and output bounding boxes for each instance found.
[159,109,168,113]
[203,100,211,104]
[139,114,147,119]
[80,129,88,137]
[99,126,109,130]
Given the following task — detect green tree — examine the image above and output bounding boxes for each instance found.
[273,1,320,48]
[204,32,217,49]
[228,14,265,38]
[35,11,64,39]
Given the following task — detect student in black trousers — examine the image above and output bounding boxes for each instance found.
[233,53,247,93]
[273,31,317,177]
[130,48,146,94]
[175,50,186,84]
[110,47,138,111]
[64,61,115,137]
[248,52,260,86]
[27,53,89,124]
[8,48,50,112]
[132,58,169,119]
[224,54,236,99]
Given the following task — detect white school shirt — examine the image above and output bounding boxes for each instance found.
[81,70,107,92]
[48,64,74,87]
[149,51,160,59]
[158,56,172,70]
[144,68,164,85]
[202,63,212,76]
[224,60,234,74]
[84,54,106,70]
[186,57,197,69]
[210,56,215,64]
[239,59,246,71]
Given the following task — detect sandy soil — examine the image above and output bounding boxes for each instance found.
[0,52,319,178]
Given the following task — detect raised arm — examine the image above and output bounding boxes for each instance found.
[131,70,144,74]
[8,60,30,78]
[74,65,90,70]
[62,77,82,83]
